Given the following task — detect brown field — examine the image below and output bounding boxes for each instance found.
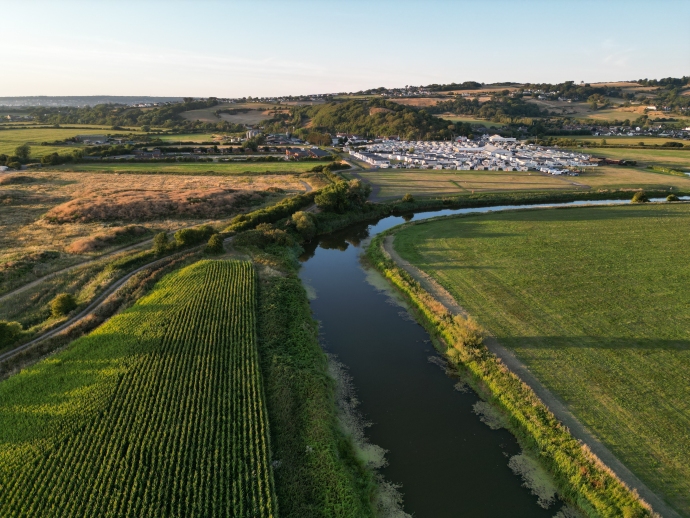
[356,166,690,199]
[0,170,309,279]
[390,97,443,107]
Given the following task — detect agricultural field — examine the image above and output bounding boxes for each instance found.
[568,136,689,146]
[576,147,690,171]
[46,160,319,175]
[393,203,690,515]
[0,127,146,157]
[435,114,506,128]
[0,260,277,517]
[353,166,690,199]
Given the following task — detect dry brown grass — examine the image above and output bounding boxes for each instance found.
[369,107,393,115]
[0,170,308,273]
[390,97,442,107]
[46,187,265,223]
[65,226,149,254]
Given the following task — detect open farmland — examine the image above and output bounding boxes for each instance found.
[353,166,690,199]
[577,147,690,171]
[0,260,277,517]
[435,114,506,127]
[393,203,690,515]
[0,127,143,158]
[568,136,689,146]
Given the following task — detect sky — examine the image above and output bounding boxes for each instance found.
[1,0,688,97]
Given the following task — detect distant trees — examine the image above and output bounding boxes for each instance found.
[205,234,225,254]
[667,194,679,202]
[306,132,332,146]
[402,193,415,203]
[0,321,22,348]
[14,144,31,162]
[153,232,170,254]
[174,225,215,247]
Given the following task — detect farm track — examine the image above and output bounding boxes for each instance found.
[382,234,680,518]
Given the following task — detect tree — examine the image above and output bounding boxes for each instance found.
[153,232,170,254]
[0,321,22,348]
[402,193,415,203]
[667,194,679,202]
[14,143,31,161]
[292,211,316,240]
[50,293,77,317]
[631,191,649,203]
[205,234,225,254]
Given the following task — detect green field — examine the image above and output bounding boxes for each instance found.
[569,136,689,146]
[393,203,690,515]
[356,166,690,199]
[47,161,315,175]
[577,147,690,171]
[435,114,506,127]
[156,132,225,142]
[0,260,277,517]
[0,127,146,158]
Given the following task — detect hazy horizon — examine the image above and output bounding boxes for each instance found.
[1,0,688,98]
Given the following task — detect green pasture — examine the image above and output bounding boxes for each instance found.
[46,161,315,175]
[577,147,690,171]
[568,136,689,146]
[394,203,690,515]
[0,127,145,158]
[436,114,506,127]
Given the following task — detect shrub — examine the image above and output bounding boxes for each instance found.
[292,211,316,240]
[631,191,649,203]
[7,161,21,170]
[205,234,225,254]
[0,321,22,348]
[402,193,415,203]
[667,194,680,202]
[153,232,170,254]
[50,293,77,317]
[174,225,214,247]
[14,144,31,162]
[315,179,371,213]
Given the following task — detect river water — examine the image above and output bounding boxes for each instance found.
[298,198,678,517]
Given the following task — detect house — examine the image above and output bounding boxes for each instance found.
[308,148,332,159]
[76,135,108,145]
[246,129,261,139]
[286,147,310,159]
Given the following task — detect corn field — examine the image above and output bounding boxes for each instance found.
[0,260,276,517]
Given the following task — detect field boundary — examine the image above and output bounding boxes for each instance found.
[382,233,679,518]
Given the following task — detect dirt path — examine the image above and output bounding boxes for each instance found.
[382,235,679,518]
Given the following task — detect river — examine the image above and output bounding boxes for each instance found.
[298,198,679,517]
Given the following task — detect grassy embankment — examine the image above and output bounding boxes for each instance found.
[0,261,277,517]
[367,228,655,517]
[388,203,690,516]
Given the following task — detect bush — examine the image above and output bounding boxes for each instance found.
[314,179,371,213]
[631,191,650,203]
[50,293,77,317]
[14,144,31,162]
[0,321,22,348]
[205,234,225,254]
[402,193,415,203]
[153,232,170,255]
[292,211,316,240]
[667,193,680,202]
[7,161,21,170]
[174,225,214,247]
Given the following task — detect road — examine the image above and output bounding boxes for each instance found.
[382,234,679,518]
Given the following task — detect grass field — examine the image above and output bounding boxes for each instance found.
[355,167,690,199]
[577,147,690,171]
[568,136,689,146]
[393,203,690,515]
[0,260,277,517]
[46,161,317,174]
[435,114,506,127]
[0,127,145,157]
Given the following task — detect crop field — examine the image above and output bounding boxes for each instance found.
[0,127,145,157]
[393,203,690,515]
[0,260,277,517]
[47,160,317,175]
[355,164,690,200]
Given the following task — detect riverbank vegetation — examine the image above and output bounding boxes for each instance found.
[387,203,690,516]
[367,228,655,517]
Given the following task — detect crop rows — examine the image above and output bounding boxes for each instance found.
[0,260,276,517]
